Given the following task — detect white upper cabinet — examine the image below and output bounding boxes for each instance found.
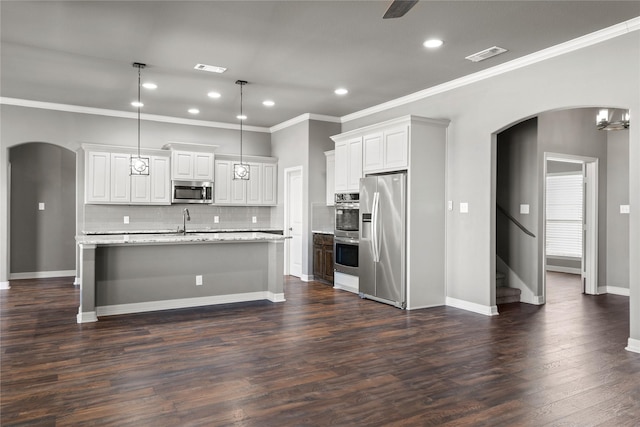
[214,156,277,206]
[171,150,214,181]
[325,150,335,206]
[333,137,362,193]
[84,145,170,205]
[85,151,111,203]
[362,125,408,173]
[110,153,132,203]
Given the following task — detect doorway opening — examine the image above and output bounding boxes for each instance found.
[284,166,303,278]
[543,153,599,301]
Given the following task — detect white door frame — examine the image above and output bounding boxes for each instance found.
[283,166,303,277]
[543,152,599,299]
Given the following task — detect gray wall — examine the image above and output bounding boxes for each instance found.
[537,108,609,291]
[9,143,76,273]
[496,118,538,296]
[1,105,271,279]
[339,32,639,344]
[270,118,339,278]
[607,130,630,289]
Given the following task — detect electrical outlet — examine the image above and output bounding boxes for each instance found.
[196,275,203,286]
[620,205,630,214]
[124,216,130,224]
[252,216,257,223]
[214,216,219,223]
[38,202,45,211]
[520,204,530,214]
[459,202,469,214]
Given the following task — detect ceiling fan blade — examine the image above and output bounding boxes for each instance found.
[383,0,419,19]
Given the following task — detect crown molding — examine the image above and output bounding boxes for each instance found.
[342,16,640,123]
[269,113,341,133]
[0,97,271,133]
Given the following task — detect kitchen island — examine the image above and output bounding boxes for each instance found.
[75,232,287,323]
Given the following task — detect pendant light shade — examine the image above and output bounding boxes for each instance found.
[233,80,250,180]
[131,62,149,175]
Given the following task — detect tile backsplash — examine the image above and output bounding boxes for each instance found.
[83,204,274,233]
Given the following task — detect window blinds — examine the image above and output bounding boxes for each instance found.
[545,173,583,258]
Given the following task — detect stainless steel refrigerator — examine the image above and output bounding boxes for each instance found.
[359,172,406,309]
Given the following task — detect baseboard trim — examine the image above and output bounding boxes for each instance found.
[301,274,313,282]
[406,303,445,311]
[95,291,282,317]
[77,311,98,323]
[626,338,640,354]
[73,277,81,286]
[546,266,581,275]
[597,286,630,296]
[0,281,11,290]
[446,297,498,316]
[10,270,76,280]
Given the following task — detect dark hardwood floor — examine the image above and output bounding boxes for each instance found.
[1,273,639,426]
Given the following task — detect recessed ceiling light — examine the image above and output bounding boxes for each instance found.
[142,82,157,89]
[263,100,275,107]
[194,63,227,74]
[208,91,221,99]
[131,101,143,107]
[188,108,200,114]
[423,39,444,48]
[237,114,247,120]
[335,88,348,95]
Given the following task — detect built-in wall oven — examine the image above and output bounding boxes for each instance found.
[334,193,359,276]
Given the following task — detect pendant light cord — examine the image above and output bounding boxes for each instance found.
[239,82,243,165]
[137,65,141,158]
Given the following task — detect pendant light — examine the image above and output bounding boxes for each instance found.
[130,62,149,175]
[233,80,250,180]
[596,108,630,131]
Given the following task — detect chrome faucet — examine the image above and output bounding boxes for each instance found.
[181,208,190,235]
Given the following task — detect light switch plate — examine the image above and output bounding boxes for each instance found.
[252,216,257,223]
[124,216,130,224]
[214,216,219,223]
[447,201,453,211]
[520,204,530,214]
[620,205,630,214]
[460,202,469,214]
[38,202,45,211]
[196,275,203,286]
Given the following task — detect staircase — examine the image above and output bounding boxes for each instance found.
[496,271,521,304]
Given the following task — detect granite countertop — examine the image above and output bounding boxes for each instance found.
[83,228,284,235]
[76,232,289,246]
[311,229,334,235]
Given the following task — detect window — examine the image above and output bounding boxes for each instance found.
[546,173,583,258]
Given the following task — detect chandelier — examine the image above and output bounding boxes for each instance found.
[596,109,630,131]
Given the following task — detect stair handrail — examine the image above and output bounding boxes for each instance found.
[496,203,536,238]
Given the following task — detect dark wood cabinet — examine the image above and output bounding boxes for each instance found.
[313,233,334,284]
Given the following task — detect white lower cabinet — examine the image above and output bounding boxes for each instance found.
[214,157,277,206]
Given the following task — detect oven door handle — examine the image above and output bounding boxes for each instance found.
[335,236,359,245]
[372,191,380,263]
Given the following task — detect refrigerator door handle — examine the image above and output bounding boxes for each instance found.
[372,191,380,262]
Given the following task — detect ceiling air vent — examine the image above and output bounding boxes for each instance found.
[465,46,508,63]
[194,63,227,74]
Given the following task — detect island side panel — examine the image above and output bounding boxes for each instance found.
[77,243,98,323]
[267,241,285,301]
[94,241,277,314]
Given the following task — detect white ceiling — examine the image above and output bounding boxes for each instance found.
[1,1,639,128]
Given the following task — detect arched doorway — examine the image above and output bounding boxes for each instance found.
[8,142,77,282]
[494,107,630,308]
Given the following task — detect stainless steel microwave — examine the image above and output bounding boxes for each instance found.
[171,180,213,204]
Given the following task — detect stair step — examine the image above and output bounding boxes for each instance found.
[496,271,506,288]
